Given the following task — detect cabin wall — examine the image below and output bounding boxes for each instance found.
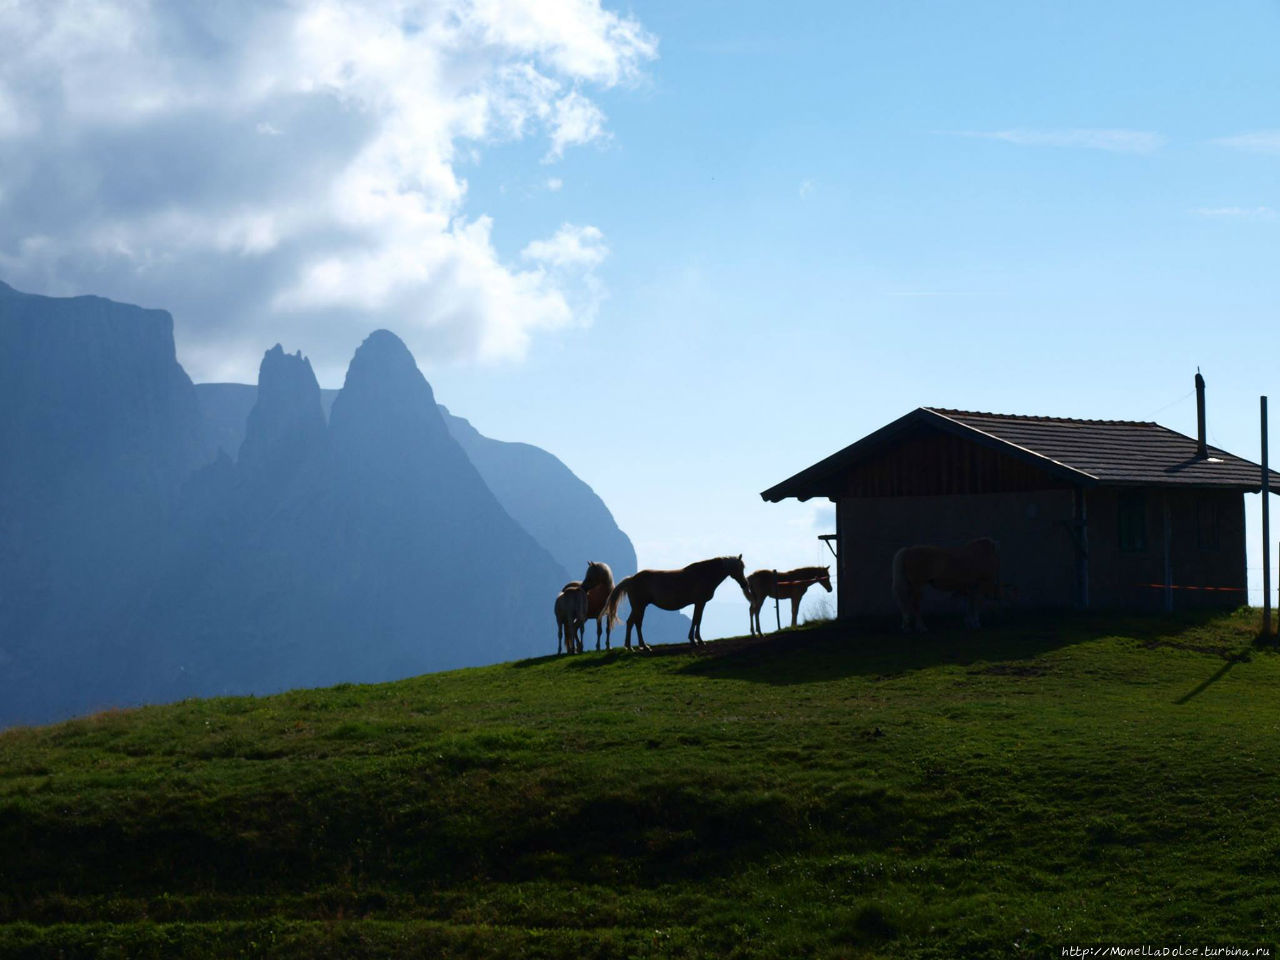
[1085,488,1246,610]
[835,487,1247,619]
[836,489,1078,620]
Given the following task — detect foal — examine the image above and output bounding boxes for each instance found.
[554,584,588,654]
[747,565,832,635]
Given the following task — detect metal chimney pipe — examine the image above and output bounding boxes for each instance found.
[1195,369,1207,458]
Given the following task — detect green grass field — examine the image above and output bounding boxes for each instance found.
[2,610,1279,959]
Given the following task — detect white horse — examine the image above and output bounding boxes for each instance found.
[554,584,588,654]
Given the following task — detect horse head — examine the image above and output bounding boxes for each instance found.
[819,566,833,592]
[581,561,613,592]
[727,554,752,601]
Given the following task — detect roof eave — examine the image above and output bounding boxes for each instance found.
[760,407,1098,502]
[759,409,932,502]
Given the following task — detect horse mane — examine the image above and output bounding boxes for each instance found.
[582,561,614,590]
[686,556,741,573]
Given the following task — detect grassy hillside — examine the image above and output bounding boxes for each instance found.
[2,611,1279,959]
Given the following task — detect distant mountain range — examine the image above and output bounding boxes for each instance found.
[0,281,685,727]
[196,387,639,583]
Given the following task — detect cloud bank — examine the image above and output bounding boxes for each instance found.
[0,0,655,381]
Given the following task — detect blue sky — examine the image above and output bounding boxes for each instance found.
[4,1,1280,637]
[434,1,1280,634]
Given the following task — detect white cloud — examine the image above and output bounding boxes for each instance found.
[522,223,607,267]
[953,128,1166,154]
[546,177,564,191]
[1193,206,1276,221]
[546,90,608,160]
[0,0,656,381]
[1213,131,1280,155]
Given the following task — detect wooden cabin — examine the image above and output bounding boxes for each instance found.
[761,389,1278,619]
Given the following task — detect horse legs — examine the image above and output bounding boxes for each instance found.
[557,618,564,655]
[625,603,646,651]
[965,591,981,629]
[790,593,801,628]
[689,602,706,646]
[595,615,604,651]
[900,585,926,633]
[751,596,765,636]
[631,602,651,651]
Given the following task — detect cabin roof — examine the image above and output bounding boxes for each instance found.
[760,407,1280,502]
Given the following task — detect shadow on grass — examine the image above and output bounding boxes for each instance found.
[1174,657,1242,705]
[1172,639,1270,704]
[510,647,641,670]
[512,609,1261,686]
[663,608,1255,686]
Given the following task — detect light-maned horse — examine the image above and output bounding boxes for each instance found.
[606,555,752,650]
[747,565,832,635]
[554,584,588,654]
[892,538,999,632]
[571,561,614,650]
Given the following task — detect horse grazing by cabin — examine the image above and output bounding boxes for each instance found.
[892,537,999,632]
[747,565,832,635]
[606,555,752,651]
[554,584,588,654]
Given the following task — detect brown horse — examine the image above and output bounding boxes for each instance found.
[747,565,831,635]
[891,538,999,632]
[559,561,615,651]
[606,555,751,650]
[554,584,588,654]
[578,561,615,650]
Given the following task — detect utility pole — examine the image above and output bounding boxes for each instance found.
[1263,396,1271,638]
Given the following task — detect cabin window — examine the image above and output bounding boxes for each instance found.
[1197,497,1220,551]
[1117,491,1147,552]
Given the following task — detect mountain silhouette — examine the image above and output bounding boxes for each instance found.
[1,281,690,727]
[0,282,208,723]
[198,389,693,647]
[143,330,572,703]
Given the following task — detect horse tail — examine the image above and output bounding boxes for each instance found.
[606,576,633,628]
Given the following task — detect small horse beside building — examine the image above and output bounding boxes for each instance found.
[747,565,832,635]
[606,555,752,650]
[892,537,999,632]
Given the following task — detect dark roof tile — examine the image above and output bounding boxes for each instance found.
[762,407,1280,501]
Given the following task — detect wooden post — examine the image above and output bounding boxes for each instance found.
[1263,396,1271,637]
[1162,494,1173,613]
[1073,486,1089,609]
[774,596,781,632]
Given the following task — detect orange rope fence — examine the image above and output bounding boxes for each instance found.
[1137,584,1245,592]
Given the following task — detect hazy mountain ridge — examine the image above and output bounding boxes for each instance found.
[0,281,209,724]
[145,331,571,702]
[199,385,691,647]
[1,282,682,727]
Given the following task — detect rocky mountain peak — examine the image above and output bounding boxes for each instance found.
[238,344,325,478]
